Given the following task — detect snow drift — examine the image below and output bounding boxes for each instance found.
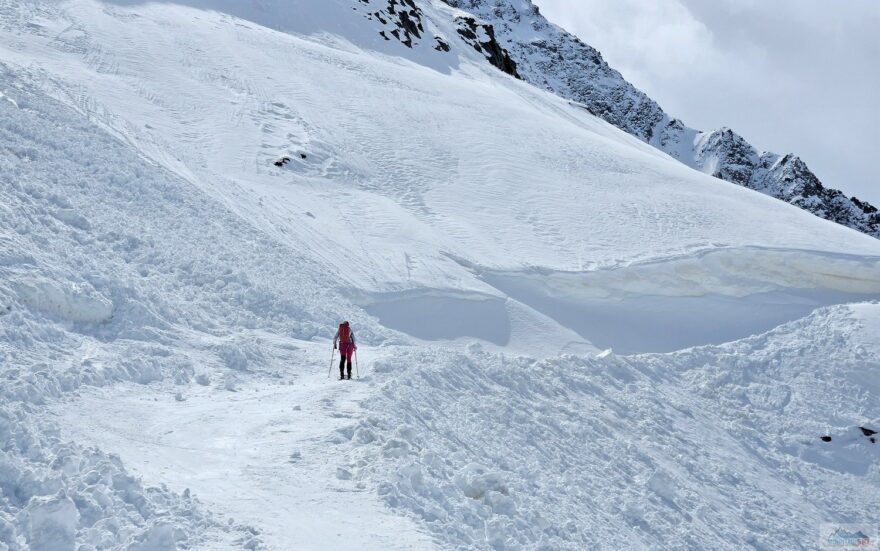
[346,303,880,549]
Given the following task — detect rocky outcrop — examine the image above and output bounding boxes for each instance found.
[452,15,519,78]
[358,0,519,73]
[361,0,426,49]
[439,0,879,238]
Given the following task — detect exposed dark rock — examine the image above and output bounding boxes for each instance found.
[820,435,832,442]
[362,0,427,50]
[274,156,290,167]
[453,15,519,78]
[434,36,450,52]
[859,426,877,437]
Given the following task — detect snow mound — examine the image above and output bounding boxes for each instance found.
[15,279,114,324]
[341,303,880,549]
[0,403,216,551]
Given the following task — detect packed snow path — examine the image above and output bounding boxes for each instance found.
[50,341,435,550]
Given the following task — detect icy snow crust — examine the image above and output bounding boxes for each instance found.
[0,0,878,549]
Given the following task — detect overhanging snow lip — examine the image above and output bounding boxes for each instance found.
[447,246,880,299]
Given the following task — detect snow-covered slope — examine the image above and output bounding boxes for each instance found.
[1,0,879,549]
[440,0,880,239]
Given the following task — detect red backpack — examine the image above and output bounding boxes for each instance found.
[338,322,351,345]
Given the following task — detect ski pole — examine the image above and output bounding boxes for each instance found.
[328,347,335,379]
[355,349,360,380]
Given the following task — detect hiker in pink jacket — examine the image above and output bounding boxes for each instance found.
[333,321,356,380]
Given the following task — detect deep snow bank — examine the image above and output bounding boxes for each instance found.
[340,302,880,550]
[356,247,880,353]
[0,65,369,549]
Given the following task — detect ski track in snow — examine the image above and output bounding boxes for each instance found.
[1,0,879,549]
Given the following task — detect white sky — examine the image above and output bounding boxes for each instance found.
[533,0,880,204]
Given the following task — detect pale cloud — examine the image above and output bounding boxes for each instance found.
[533,0,880,203]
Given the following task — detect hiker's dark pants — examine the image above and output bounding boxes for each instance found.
[339,356,352,378]
[338,343,354,378]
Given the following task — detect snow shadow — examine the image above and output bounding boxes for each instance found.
[480,248,880,354]
[485,273,876,353]
[795,427,880,476]
[361,293,511,345]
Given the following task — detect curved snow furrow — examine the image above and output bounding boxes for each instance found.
[482,246,880,299]
[485,246,880,353]
[342,303,880,550]
[370,247,880,354]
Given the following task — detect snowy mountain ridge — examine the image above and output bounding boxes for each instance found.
[440,0,880,238]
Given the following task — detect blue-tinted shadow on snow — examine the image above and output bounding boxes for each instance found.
[468,247,880,354]
[483,272,878,354]
[359,292,511,345]
[362,248,880,353]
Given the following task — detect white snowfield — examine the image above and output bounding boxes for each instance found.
[1,0,878,549]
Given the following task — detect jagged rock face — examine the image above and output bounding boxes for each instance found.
[690,129,880,236]
[440,0,664,141]
[760,155,880,234]
[438,0,879,238]
[695,128,760,186]
[452,15,519,78]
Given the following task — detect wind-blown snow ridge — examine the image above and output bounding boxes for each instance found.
[440,0,880,239]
